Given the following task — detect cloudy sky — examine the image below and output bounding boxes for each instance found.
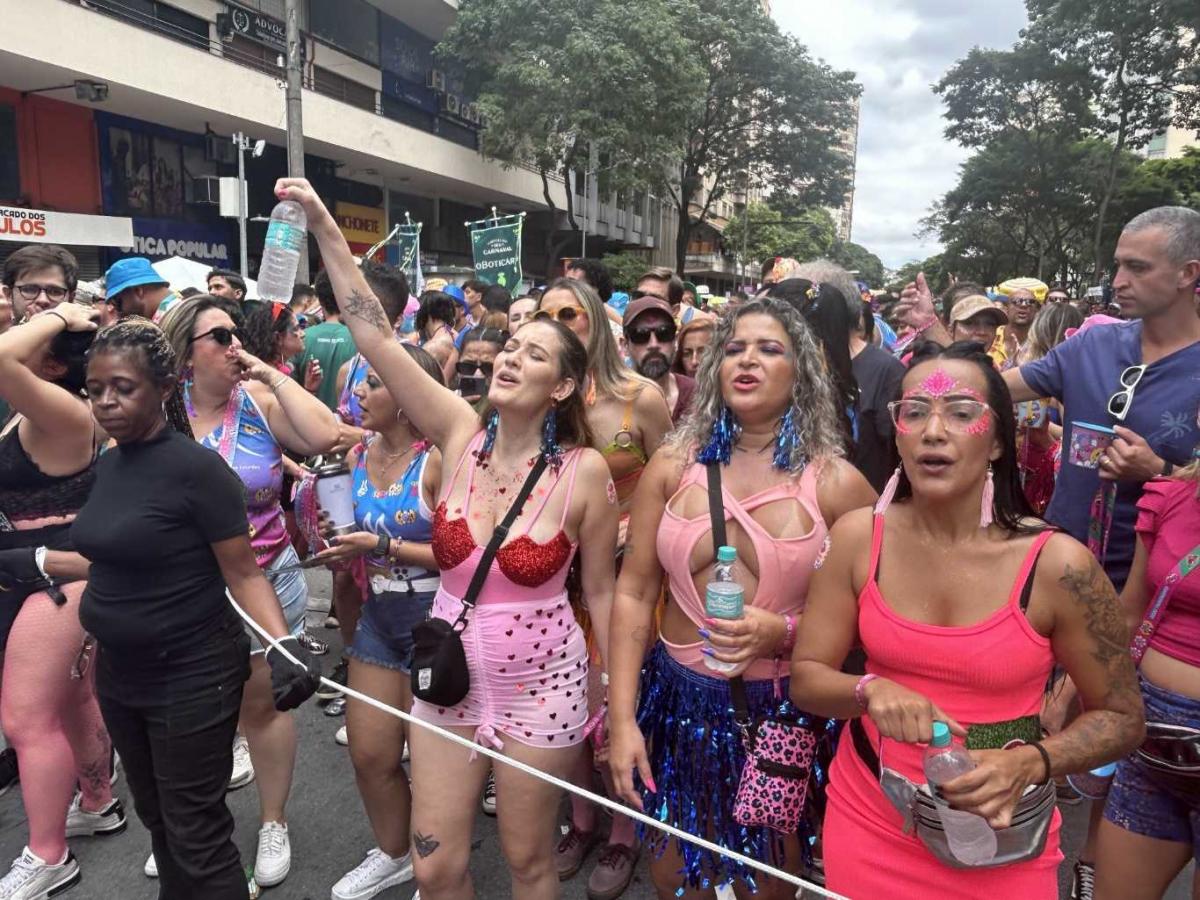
[774,0,1029,270]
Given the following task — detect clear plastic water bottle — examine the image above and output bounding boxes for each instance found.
[256,200,307,303]
[923,721,998,865]
[704,546,743,675]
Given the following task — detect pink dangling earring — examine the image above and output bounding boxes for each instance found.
[980,463,995,528]
[874,465,902,515]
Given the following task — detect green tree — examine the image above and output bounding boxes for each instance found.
[600,252,652,293]
[440,0,701,274]
[665,0,860,272]
[1024,0,1200,277]
[829,240,885,288]
[722,202,837,267]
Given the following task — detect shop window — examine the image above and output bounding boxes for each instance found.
[84,0,208,47]
[0,106,18,202]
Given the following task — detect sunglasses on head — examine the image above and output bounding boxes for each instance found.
[626,323,676,345]
[534,306,585,324]
[190,326,239,347]
[14,283,69,302]
[456,360,494,378]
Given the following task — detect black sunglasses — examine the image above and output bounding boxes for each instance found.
[456,360,494,378]
[190,326,239,347]
[626,323,677,345]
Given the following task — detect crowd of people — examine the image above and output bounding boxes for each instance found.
[0,183,1197,900]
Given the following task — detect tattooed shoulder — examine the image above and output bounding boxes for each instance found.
[344,288,390,334]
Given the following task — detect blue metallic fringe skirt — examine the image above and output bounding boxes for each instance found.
[635,642,836,893]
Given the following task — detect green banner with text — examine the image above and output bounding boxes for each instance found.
[470,218,523,294]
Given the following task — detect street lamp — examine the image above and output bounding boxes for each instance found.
[233,132,266,283]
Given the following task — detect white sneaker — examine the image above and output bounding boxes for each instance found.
[229,734,255,790]
[331,848,413,900]
[111,749,121,788]
[335,725,349,746]
[144,852,157,878]
[65,791,127,837]
[0,847,80,900]
[254,822,291,887]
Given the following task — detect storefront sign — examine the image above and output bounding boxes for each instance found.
[0,206,133,247]
[120,218,232,264]
[227,2,287,53]
[381,72,438,115]
[335,202,385,246]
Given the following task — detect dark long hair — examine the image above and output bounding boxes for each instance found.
[240,300,293,365]
[897,341,1045,535]
[480,318,593,451]
[766,277,858,450]
[48,330,95,396]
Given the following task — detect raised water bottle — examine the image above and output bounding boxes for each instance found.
[257,200,307,303]
[703,545,743,675]
[923,722,998,865]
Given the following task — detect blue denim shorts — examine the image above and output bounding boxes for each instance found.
[1105,675,1200,855]
[250,544,308,656]
[347,583,435,674]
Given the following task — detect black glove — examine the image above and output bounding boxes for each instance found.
[264,637,321,711]
[0,548,62,604]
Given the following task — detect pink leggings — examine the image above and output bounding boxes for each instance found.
[1,583,112,863]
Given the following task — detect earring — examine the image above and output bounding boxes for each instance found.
[980,463,995,528]
[479,409,499,460]
[697,405,740,466]
[773,408,802,471]
[541,403,563,470]
[874,464,903,515]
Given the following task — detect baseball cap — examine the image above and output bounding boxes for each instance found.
[105,257,167,299]
[949,295,1007,326]
[443,283,469,312]
[622,295,674,329]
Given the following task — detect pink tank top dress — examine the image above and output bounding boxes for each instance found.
[655,461,829,680]
[823,515,1061,899]
[410,432,588,751]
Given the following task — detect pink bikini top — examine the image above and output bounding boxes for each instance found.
[655,461,829,678]
[433,432,583,604]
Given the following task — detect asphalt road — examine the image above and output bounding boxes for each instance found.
[1,569,1190,900]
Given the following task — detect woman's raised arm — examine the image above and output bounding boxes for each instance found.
[273,178,478,450]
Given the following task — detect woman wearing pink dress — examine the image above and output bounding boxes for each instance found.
[791,341,1145,899]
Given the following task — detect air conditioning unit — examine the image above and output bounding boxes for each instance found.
[204,133,237,165]
[426,69,446,92]
[187,175,221,205]
[441,93,460,116]
[464,103,479,124]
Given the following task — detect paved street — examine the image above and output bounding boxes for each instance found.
[0,569,1189,899]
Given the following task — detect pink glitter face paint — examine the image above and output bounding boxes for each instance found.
[918,368,958,397]
[964,408,992,436]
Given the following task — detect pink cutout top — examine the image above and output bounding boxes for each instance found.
[655,461,828,679]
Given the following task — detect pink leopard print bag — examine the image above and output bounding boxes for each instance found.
[732,705,818,833]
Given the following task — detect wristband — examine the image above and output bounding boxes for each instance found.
[33,546,48,579]
[782,613,797,653]
[375,533,390,557]
[41,311,69,330]
[855,673,880,710]
[1029,741,1052,784]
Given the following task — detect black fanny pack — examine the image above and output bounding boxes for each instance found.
[411,455,548,707]
[1134,722,1200,805]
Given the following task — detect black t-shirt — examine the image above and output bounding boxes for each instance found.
[851,343,906,493]
[74,428,249,659]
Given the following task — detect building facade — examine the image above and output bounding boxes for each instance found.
[0,0,679,284]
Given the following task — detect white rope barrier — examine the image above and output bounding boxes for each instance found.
[230,593,847,899]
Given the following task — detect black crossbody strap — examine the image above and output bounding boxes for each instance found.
[453,454,550,629]
[706,463,751,725]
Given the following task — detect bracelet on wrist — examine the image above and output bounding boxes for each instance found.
[269,374,290,392]
[1029,741,1052,784]
[375,533,390,557]
[855,673,880,710]
[40,310,69,329]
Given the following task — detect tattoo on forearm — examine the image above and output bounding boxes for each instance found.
[413,831,440,858]
[343,288,391,335]
[631,624,650,645]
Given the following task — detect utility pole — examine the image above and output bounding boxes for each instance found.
[284,0,308,281]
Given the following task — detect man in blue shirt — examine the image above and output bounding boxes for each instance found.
[1005,206,1200,589]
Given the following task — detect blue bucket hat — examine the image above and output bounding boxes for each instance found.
[105,257,167,299]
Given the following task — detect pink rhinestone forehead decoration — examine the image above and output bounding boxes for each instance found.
[918,368,958,397]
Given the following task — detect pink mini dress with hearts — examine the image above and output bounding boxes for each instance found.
[411,431,588,750]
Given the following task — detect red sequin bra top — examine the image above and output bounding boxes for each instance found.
[432,434,583,592]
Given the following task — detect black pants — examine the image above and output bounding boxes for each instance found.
[97,630,251,900]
